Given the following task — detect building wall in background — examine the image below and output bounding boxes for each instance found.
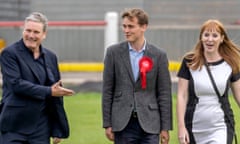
[1,0,240,25]
[0,0,30,21]
[144,0,240,25]
[32,0,240,25]
[1,0,240,62]
[31,0,143,22]
[1,26,240,62]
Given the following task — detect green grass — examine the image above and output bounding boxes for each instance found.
[60,92,111,144]
[60,92,240,144]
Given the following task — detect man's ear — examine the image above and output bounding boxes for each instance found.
[141,24,148,32]
[43,31,47,39]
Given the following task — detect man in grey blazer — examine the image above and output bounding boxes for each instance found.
[102,8,172,144]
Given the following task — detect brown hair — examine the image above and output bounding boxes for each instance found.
[121,8,148,26]
[184,19,240,74]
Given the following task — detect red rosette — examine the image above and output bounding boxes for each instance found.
[139,56,153,89]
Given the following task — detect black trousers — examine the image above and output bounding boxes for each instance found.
[0,115,50,144]
[114,114,159,144]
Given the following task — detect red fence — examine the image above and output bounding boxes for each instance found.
[0,21,106,27]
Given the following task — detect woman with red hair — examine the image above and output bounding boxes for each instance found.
[177,19,240,144]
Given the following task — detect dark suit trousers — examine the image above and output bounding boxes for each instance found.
[0,115,50,144]
[114,114,159,144]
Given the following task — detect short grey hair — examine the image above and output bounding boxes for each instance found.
[25,12,48,32]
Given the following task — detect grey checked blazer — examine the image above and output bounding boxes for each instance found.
[102,41,172,134]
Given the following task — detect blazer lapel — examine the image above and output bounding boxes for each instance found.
[136,43,155,86]
[119,42,135,84]
[42,51,55,84]
[18,43,42,83]
[144,43,154,60]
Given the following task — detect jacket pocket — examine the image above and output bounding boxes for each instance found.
[113,92,122,102]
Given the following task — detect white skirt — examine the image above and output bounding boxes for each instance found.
[192,96,227,144]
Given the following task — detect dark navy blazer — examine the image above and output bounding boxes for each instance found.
[0,39,69,138]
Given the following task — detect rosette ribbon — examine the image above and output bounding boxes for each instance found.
[139,56,153,89]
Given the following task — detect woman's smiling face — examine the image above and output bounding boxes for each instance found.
[201,28,224,54]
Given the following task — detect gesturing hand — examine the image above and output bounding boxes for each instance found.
[51,80,75,97]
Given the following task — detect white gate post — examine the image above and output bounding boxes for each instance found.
[104,12,118,51]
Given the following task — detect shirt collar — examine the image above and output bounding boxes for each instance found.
[128,40,146,52]
[21,39,45,58]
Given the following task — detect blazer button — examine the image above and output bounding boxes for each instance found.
[130,104,133,107]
